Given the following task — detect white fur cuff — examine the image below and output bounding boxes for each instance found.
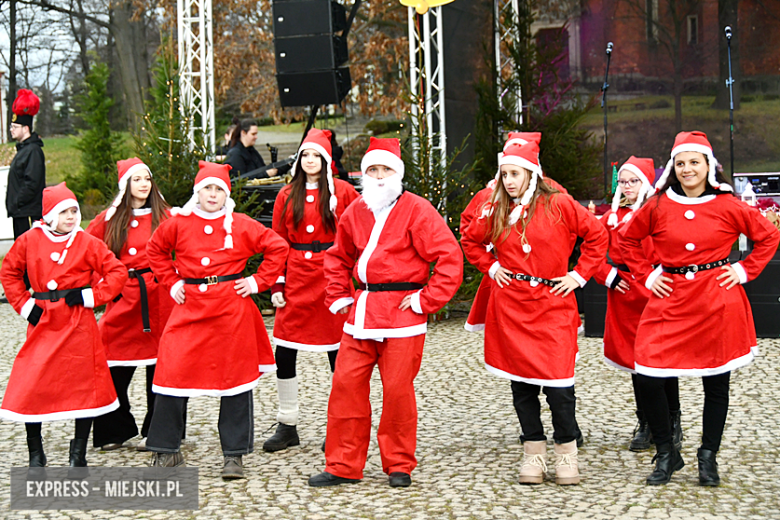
[488,261,501,280]
[569,270,587,288]
[170,280,185,301]
[733,262,748,284]
[411,290,423,314]
[645,265,664,291]
[329,297,354,315]
[20,298,35,319]
[604,267,618,288]
[246,276,259,294]
[82,288,95,309]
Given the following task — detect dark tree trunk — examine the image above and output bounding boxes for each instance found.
[108,0,151,127]
[8,0,18,138]
[712,0,740,109]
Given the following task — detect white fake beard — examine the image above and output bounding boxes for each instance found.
[360,173,404,212]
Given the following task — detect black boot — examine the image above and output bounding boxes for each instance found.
[27,437,47,467]
[670,410,683,451]
[262,423,300,452]
[630,411,653,452]
[69,439,88,467]
[646,442,684,485]
[697,448,720,486]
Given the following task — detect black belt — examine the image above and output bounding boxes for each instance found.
[128,267,153,333]
[662,258,729,275]
[509,273,559,288]
[183,273,243,285]
[359,282,425,292]
[614,264,630,272]
[290,241,333,253]
[33,287,87,303]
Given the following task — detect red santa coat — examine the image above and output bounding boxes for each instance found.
[0,228,127,421]
[146,207,289,396]
[87,208,174,365]
[592,207,658,372]
[620,189,780,377]
[272,179,359,350]
[462,194,608,386]
[324,191,463,339]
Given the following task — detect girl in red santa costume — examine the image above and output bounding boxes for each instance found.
[620,131,780,486]
[86,158,176,452]
[461,141,608,485]
[308,137,463,488]
[0,182,127,467]
[264,129,359,452]
[593,157,682,452]
[144,161,288,479]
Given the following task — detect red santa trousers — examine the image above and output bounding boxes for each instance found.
[325,333,426,479]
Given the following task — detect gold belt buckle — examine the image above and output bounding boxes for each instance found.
[205,275,218,285]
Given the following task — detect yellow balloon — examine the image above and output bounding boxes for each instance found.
[399,0,455,15]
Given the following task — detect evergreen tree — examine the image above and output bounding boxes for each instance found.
[67,58,124,211]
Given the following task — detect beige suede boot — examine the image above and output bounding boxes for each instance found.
[518,440,547,484]
[554,440,580,485]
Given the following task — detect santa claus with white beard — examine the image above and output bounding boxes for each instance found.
[308,137,463,488]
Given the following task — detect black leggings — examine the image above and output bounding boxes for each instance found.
[632,373,680,417]
[636,372,730,451]
[511,381,578,444]
[275,345,338,380]
[26,419,93,440]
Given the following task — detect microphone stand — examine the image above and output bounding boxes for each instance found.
[601,44,613,198]
[725,27,735,177]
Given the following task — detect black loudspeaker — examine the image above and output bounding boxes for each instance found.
[583,279,608,337]
[741,252,780,338]
[277,68,351,107]
[272,0,346,37]
[274,35,348,73]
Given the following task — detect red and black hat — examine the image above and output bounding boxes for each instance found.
[12,89,40,129]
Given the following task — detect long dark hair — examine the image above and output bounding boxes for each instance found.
[229,118,257,149]
[485,172,561,244]
[105,176,170,257]
[280,156,336,233]
[653,154,734,204]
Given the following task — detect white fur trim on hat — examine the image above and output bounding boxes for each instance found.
[654,144,733,193]
[292,144,338,213]
[504,138,530,148]
[106,163,152,222]
[361,150,405,179]
[43,198,79,225]
[608,164,654,228]
[194,176,231,195]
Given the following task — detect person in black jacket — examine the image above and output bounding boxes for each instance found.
[6,89,46,239]
[224,119,277,180]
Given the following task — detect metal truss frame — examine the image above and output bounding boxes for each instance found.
[494,0,523,127]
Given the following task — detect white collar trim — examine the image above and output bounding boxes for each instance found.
[665,187,716,205]
[306,182,319,189]
[132,208,152,216]
[193,206,226,220]
[39,226,76,243]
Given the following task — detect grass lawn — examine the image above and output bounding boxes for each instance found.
[258,116,345,134]
[582,95,780,173]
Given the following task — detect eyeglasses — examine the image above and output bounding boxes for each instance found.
[617,178,641,187]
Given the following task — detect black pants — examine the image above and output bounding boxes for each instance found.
[12,216,39,290]
[637,372,730,451]
[275,345,338,379]
[93,365,159,447]
[511,381,578,444]
[26,419,92,440]
[632,373,680,418]
[146,391,254,456]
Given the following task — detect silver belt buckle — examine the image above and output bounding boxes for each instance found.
[688,264,698,273]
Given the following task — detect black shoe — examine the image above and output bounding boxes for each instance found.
[321,437,326,452]
[69,439,88,467]
[0,295,8,304]
[646,443,684,485]
[670,410,683,451]
[697,448,720,487]
[262,423,300,452]
[630,411,654,452]
[389,472,412,488]
[308,471,360,487]
[27,436,47,467]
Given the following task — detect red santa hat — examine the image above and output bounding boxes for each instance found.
[11,89,40,129]
[172,161,235,249]
[34,182,82,265]
[607,156,655,228]
[105,158,153,222]
[292,129,338,212]
[655,131,732,193]
[491,132,544,189]
[360,137,405,178]
[498,141,543,226]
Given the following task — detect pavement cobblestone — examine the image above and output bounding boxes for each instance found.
[0,303,779,519]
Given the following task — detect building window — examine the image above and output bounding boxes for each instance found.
[687,15,698,45]
[646,0,659,42]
